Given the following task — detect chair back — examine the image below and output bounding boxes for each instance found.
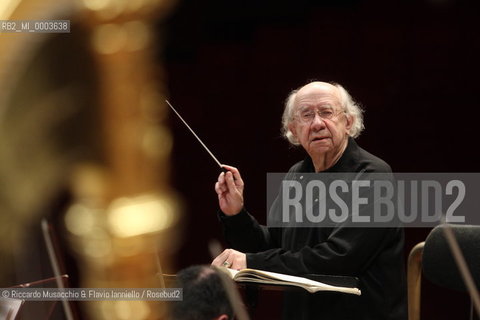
[423,224,480,291]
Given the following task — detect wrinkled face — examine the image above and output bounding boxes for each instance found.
[289,82,353,159]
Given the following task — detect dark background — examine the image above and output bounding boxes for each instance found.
[161,0,479,318]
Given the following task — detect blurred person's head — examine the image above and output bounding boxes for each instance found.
[171,265,234,320]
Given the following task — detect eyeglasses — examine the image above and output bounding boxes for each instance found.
[295,106,344,124]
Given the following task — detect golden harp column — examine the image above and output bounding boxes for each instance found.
[64,0,180,319]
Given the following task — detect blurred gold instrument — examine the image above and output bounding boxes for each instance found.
[0,0,180,319]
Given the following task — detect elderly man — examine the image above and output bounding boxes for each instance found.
[212,81,407,319]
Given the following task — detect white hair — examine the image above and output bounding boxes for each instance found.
[281,82,364,146]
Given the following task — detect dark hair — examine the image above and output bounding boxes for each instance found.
[171,265,234,320]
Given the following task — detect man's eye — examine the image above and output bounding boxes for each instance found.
[320,110,333,117]
[301,112,315,119]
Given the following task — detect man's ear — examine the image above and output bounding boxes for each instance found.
[288,123,297,140]
[345,114,354,134]
[216,314,229,320]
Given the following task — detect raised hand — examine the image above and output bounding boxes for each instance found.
[214,165,245,216]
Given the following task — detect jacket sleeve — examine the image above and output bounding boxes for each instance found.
[218,208,282,253]
[246,226,402,276]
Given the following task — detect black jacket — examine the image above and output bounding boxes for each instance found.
[219,138,407,320]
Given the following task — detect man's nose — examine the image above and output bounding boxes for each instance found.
[310,113,326,129]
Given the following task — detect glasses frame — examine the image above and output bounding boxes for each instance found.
[294,106,345,124]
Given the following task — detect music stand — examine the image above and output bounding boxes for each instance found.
[0,298,23,320]
[40,219,76,320]
[7,274,70,320]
